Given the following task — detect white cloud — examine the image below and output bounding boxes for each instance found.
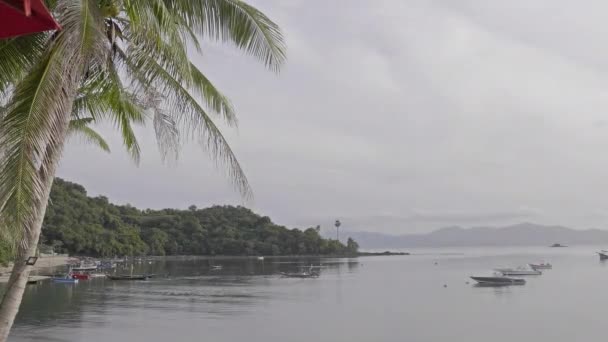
[59,0,608,233]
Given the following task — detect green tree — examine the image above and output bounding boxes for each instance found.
[335,219,341,241]
[0,0,285,339]
[321,239,345,255]
[142,228,169,256]
[38,178,357,259]
[346,237,359,255]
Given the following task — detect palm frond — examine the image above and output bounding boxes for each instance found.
[68,118,111,152]
[121,42,237,127]
[152,107,180,161]
[38,0,110,190]
[143,0,286,71]
[124,1,193,83]
[0,34,48,97]
[0,46,74,241]
[117,47,252,197]
[189,63,237,126]
[0,0,109,244]
[72,69,144,163]
[74,44,146,163]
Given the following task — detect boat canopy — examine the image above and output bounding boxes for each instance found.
[0,0,60,39]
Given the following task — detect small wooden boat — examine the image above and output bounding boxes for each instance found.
[106,274,150,281]
[598,251,608,260]
[549,243,567,248]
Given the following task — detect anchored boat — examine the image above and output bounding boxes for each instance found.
[528,262,552,270]
[71,261,99,272]
[88,273,107,278]
[52,276,79,284]
[71,273,91,280]
[494,266,542,276]
[470,275,525,286]
[106,274,152,281]
[280,271,319,278]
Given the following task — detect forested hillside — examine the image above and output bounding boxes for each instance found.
[36,179,358,258]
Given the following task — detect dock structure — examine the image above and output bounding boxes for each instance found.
[0,275,51,284]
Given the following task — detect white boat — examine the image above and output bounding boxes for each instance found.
[88,273,107,278]
[528,262,552,270]
[71,263,98,272]
[470,275,525,286]
[210,265,223,271]
[257,256,265,261]
[98,261,116,269]
[494,266,542,276]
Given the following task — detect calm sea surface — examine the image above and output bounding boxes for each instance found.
[7,246,608,341]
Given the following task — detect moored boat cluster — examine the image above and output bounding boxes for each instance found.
[49,257,156,283]
[470,262,551,286]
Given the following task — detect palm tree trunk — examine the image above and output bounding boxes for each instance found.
[0,119,70,342]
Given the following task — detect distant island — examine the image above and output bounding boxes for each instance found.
[0,178,361,264]
[346,223,608,249]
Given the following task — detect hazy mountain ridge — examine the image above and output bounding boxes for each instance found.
[346,223,608,249]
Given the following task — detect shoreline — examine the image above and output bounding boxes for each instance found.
[0,254,70,274]
[357,251,410,256]
[0,252,408,283]
[125,252,409,261]
[0,254,70,283]
[1,252,409,275]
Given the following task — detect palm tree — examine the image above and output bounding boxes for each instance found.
[335,219,341,241]
[0,0,285,339]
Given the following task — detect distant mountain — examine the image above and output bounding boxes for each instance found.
[346,223,608,249]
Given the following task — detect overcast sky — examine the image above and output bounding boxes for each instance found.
[59,0,608,234]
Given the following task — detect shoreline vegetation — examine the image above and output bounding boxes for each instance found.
[0,177,411,270]
[0,179,362,265]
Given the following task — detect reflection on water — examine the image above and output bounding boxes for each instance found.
[10,257,359,341]
[8,247,608,342]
